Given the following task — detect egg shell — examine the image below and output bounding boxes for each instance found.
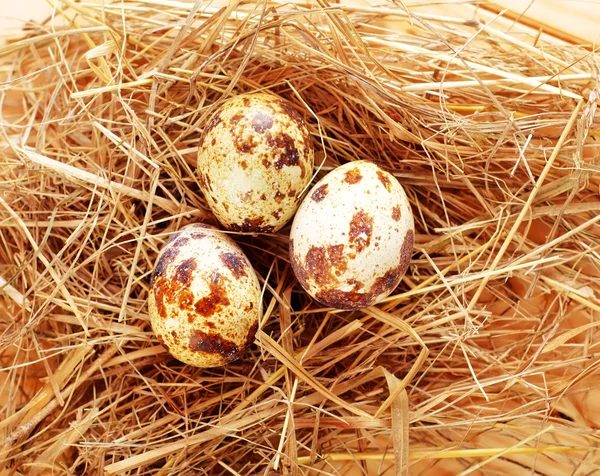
[197,93,314,233]
[148,224,261,367]
[289,161,414,310]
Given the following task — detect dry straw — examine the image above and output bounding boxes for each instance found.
[1,0,599,474]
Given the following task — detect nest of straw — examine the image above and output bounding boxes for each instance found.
[1,1,600,474]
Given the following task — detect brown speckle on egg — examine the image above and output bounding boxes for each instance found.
[252,112,274,133]
[348,210,373,253]
[219,252,248,278]
[274,190,285,203]
[315,288,372,310]
[268,133,299,169]
[233,135,256,154]
[319,262,407,310]
[302,244,348,287]
[344,168,363,184]
[152,255,196,320]
[189,231,206,241]
[174,258,196,286]
[189,329,240,361]
[229,218,274,233]
[150,246,178,286]
[193,273,230,317]
[311,184,328,202]
[245,322,259,347]
[400,229,414,271]
[303,246,333,287]
[347,278,364,290]
[278,100,304,125]
[376,170,392,191]
[371,265,404,295]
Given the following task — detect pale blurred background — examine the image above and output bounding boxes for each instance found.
[1,1,599,44]
[2,0,49,32]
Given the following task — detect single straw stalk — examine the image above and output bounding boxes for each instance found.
[296,443,589,465]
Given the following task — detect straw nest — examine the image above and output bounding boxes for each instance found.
[1,1,600,474]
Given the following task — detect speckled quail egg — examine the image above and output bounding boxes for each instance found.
[289,160,414,310]
[148,224,261,367]
[197,93,314,233]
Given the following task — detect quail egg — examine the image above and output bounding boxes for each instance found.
[289,161,414,310]
[197,93,314,232]
[148,224,261,367]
